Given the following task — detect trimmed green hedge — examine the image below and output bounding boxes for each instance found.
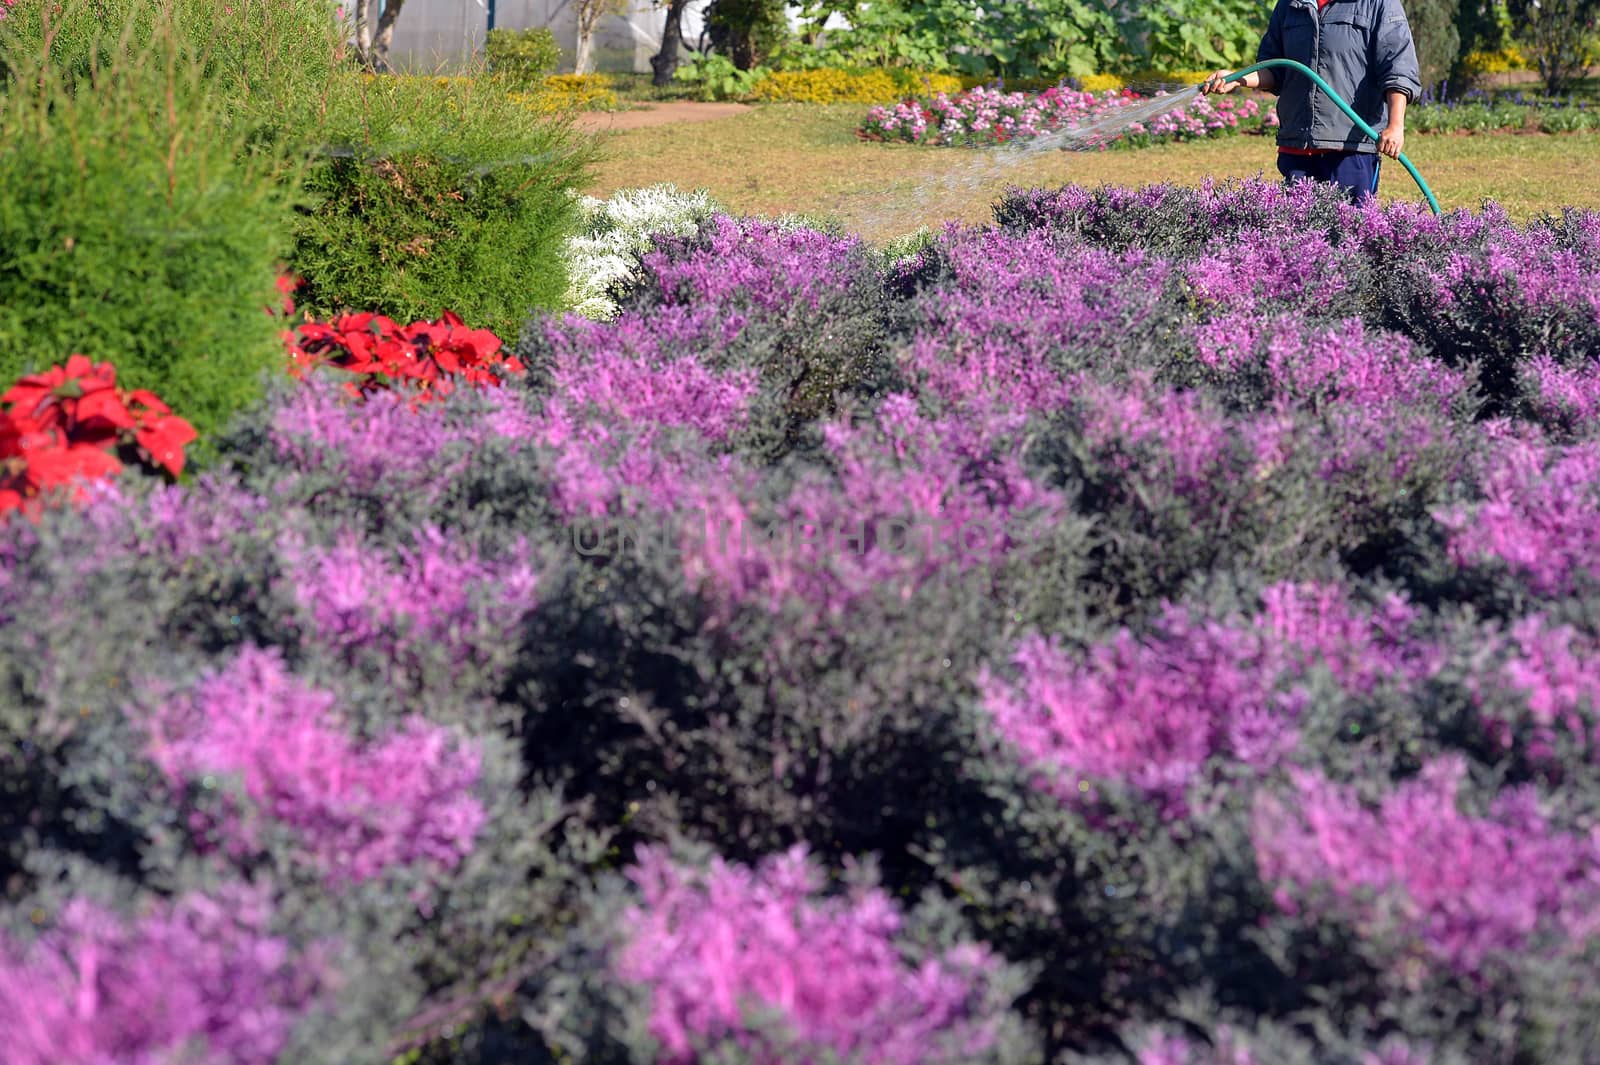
[289,74,596,339]
[0,21,297,441]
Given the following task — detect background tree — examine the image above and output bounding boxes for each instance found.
[575,0,629,74]
[650,0,695,85]
[704,0,788,69]
[349,0,405,71]
[1451,0,1512,91]
[1509,0,1599,94]
[1403,0,1462,96]
[793,0,861,45]
[370,0,405,71]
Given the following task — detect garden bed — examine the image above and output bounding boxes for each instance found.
[7,178,1600,1064]
[857,82,1600,149]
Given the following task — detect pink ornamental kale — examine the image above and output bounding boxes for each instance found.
[1130,1028,1259,1065]
[615,845,1006,1065]
[1256,581,1442,695]
[267,375,536,505]
[140,645,486,886]
[680,395,1060,619]
[533,306,760,444]
[980,582,1440,817]
[1520,354,1600,434]
[1483,614,1600,764]
[1435,437,1600,595]
[978,610,1303,819]
[1125,1028,1432,1065]
[1189,314,1468,417]
[0,886,327,1065]
[1185,230,1355,316]
[282,525,538,674]
[642,215,870,314]
[1073,373,1243,511]
[528,305,761,519]
[1253,757,1600,980]
[898,229,1171,417]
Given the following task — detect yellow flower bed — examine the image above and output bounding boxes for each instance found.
[359,72,619,113]
[957,74,1067,91]
[1076,73,1124,92]
[511,74,620,114]
[751,68,962,104]
[1080,70,1217,91]
[1460,47,1531,74]
[952,70,1214,93]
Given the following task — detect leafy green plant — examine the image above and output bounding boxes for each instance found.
[673,51,769,99]
[784,0,1223,79]
[0,12,299,442]
[1540,104,1600,130]
[1100,0,1253,74]
[485,26,563,90]
[289,73,595,341]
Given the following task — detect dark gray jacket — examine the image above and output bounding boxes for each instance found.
[1257,0,1423,153]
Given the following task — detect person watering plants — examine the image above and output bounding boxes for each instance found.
[1198,0,1423,204]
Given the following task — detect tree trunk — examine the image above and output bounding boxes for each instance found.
[371,0,405,73]
[574,14,596,74]
[650,0,690,86]
[354,0,374,69]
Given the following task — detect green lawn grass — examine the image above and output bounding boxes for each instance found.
[587,102,1600,243]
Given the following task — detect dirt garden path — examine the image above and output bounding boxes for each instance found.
[575,101,752,133]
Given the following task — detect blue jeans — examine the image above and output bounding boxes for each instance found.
[1277,150,1382,204]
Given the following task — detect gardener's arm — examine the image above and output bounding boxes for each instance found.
[1201,68,1278,94]
[1372,0,1422,156]
[1378,90,1407,157]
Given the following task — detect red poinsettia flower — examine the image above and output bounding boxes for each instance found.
[0,356,198,518]
[134,413,199,477]
[2,354,119,433]
[285,309,516,406]
[125,391,197,477]
[270,273,301,319]
[22,438,123,491]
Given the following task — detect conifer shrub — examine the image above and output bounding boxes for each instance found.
[0,21,296,440]
[289,73,596,341]
[0,0,339,129]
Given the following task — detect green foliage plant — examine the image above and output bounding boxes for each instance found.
[485,26,562,90]
[672,50,769,99]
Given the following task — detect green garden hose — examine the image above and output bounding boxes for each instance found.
[1217,58,1441,215]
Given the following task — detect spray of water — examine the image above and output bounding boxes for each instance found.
[865,84,1203,243]
[1031,86,1201,151]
